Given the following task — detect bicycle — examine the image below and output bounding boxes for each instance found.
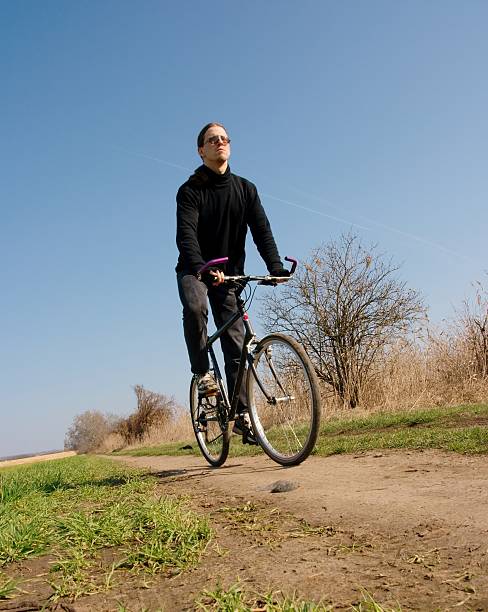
[189,256,321,468]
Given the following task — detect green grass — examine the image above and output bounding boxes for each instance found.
[314,404,488,456]
[197,583,401,611]
[315,424,488,455]
[319,403,488,435]
[197,582,333,611]
[114,436,261,458]
[113,403,488,459]
[113,435,262,457]
[0,456,210,601]
[351,590,402,612]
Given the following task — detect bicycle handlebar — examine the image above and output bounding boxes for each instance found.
[284,256,297,274]
[197,256,297,277]
[198,257,230,273]
[224,275,289,287]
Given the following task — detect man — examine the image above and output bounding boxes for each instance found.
[175,122,289,439]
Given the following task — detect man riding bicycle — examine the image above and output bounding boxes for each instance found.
[175,122,289,440]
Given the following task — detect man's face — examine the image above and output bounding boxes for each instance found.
[198,125,231,165]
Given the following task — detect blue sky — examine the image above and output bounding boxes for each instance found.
[1,1,487,458]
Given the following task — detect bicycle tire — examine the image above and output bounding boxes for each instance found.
[246,333,321,466]
[190,376,230,467]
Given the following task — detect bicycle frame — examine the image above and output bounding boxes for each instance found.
[199,255,298,424]
[206,293,256,422]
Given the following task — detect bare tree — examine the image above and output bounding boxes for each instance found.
[116,385,177,444]
[261,233,425,407]
[64,410,116,453]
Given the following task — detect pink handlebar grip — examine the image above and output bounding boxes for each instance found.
[285,256,298,274]
[198,257,229,274]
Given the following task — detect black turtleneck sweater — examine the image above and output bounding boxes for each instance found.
[176,164,283,276]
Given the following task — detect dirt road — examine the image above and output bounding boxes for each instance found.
[111,450,488,611]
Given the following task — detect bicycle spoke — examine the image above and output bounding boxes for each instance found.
[190,377,229,467]
[247,334,320,465]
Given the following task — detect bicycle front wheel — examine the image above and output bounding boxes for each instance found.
[247,333,320,466]
[190,376,229,467]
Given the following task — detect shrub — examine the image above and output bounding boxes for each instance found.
[64,411,119,453]
[116,385,178,444]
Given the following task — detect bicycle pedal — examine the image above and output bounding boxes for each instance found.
[242,430,258,446]
[198,389,219,398]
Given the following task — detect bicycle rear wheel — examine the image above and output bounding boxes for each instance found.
[247,333,320,466]
[190,376,230,467]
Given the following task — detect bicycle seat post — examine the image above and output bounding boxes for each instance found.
[237,295,256,345]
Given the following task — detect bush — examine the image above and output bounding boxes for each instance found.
[64,410,119,453]
[116,385,177,445]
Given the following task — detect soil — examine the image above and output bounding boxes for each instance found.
[2,450,488,612]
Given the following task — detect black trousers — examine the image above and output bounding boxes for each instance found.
[177,272,247,408]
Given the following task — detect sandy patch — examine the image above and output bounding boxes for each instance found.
[0,450,77,468]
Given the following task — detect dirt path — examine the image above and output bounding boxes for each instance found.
[115,450,488,544]
[3,450,487,611]
[110,450,488,611]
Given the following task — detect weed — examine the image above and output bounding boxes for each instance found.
[330,538,374,555]
[197,583,404,611]
[116,606,162,612]
[351,589,402,611]
[290,519,336,538]
[197,582,334,610]
[198,582,247,610]
[0,572,18,599]
[212,542,230,557]
[261,591,334,611]
[49,549,99,600]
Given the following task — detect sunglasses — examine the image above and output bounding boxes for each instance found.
[204,135,231,146]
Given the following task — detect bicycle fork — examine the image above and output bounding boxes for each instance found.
[248,344,296,405]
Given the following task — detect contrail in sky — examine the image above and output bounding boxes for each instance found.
[286,186,475,263]
[114,147,190,172]
[117,148,475,263]
[260,193,370,231]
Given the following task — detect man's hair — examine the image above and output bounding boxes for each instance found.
[197,122,227,148]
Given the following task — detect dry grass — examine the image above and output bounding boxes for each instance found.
[95,327,488,453]
[97,410,193,453]
[95,432,127,454]
[322,335,488,422]
[125,411,194,447]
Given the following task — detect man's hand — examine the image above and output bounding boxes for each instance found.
[269,266,291,284]
[198,267,225,287]
[209,269,225,286]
